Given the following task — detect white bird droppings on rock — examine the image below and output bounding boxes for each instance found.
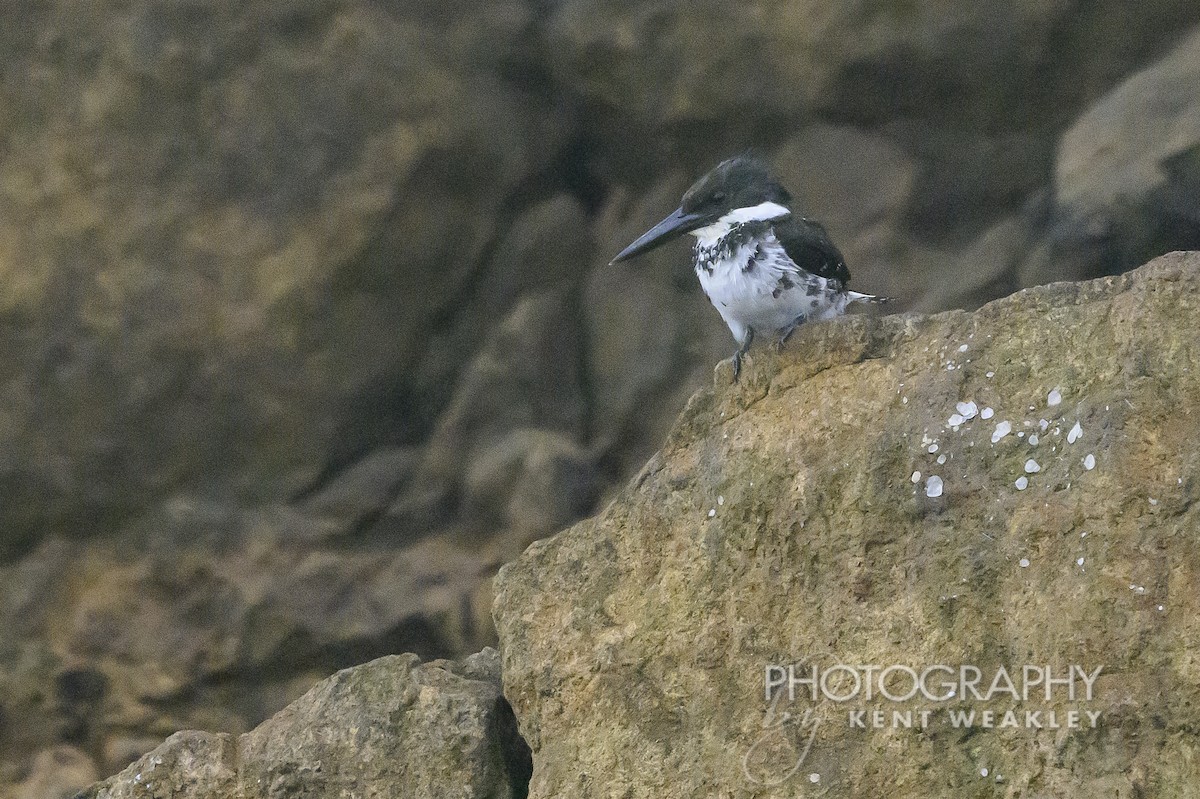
[991,421,1012,443]
[1015,476,1029,490]
[958,344,968,353]
[707,508,716,517]
[1076,557,1085,566]
[928,443,939,454]
[1048,388,1062,406]
[926,475,944,498]
[911,470,922,484]
[1067,421,1083,444]
[1131,584,1146,594]
[980,407,994,420]
[1029,434,1040,445]
[937,454,947,464]
[1084,454,1096,470]
[717,495,724,506]
[1025,459,1041,473]
[948,413,965,427]
[809,773,820,784]
[981,768,989,777]
[1019,558,1030,568]
[986,371,995,378]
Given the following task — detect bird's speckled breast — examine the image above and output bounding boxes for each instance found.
[694,231,847,343]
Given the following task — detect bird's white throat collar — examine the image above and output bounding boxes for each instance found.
[689,201,791,247]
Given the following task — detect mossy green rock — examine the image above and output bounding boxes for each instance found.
[495,252,1200,798]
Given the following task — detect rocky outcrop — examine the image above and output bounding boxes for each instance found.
[0,0,587,786]
[78,648,531,799]
[546,0,1194,129]
[0,1,556,540]
[9,746,97,799]
[1054,25,1200,281]
[495,253,1200,797]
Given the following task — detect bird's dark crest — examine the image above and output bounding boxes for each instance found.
[680,155,792,217]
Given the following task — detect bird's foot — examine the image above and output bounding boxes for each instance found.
[774,317,803,353]
[730,327,755,383]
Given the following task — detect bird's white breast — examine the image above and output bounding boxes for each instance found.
[694,233,846,344]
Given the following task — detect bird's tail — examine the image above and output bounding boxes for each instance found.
[847,290,892,305]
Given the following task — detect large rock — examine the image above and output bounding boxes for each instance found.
[0,0,556,550]
[10,746,97,799]
[495,252,1200,797]
[1051,25,1200,282]
[0,0,572,787]
[0,514,531,785]
[79,648,532,799]
[544,0,1200,129]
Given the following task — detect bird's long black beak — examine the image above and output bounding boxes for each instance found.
[610,206,710,264]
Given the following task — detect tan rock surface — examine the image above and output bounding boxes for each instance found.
[496,252,1200,798]
[79,649,531,799]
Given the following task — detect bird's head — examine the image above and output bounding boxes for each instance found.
[611,156,793,264]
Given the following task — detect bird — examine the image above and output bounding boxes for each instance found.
[610,155,887,380]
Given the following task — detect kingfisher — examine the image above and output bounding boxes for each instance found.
[611,156,886,380]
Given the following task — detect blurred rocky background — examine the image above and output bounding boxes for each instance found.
[2,0,1200,794]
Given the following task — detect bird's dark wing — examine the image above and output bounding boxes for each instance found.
[774,216,851,286]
